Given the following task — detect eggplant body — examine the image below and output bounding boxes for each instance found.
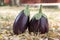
[28,16,49,34]
[39,16,49,34]
[13,10,29,35]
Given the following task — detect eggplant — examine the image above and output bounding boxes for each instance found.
[28,5,49,34]
[13,5,30,35]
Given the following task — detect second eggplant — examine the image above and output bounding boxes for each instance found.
[28,5,49,34]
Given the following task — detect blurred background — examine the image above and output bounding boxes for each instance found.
[0,0,60,5]
[0,0,60,40]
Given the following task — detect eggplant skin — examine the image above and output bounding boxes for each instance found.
[13,10,29,35]
[39,16,49,34]
[28,16,49,34]
[28,18,39,34]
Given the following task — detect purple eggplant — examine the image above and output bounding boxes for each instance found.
[28,5,49,34]
[13,5,30,35]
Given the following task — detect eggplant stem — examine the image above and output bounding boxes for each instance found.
[24,5,30,16]
[39,5,42,13]
[25,5,29,10]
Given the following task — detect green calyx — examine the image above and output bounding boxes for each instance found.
[24,5,30,16]
[33,5,47,20]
